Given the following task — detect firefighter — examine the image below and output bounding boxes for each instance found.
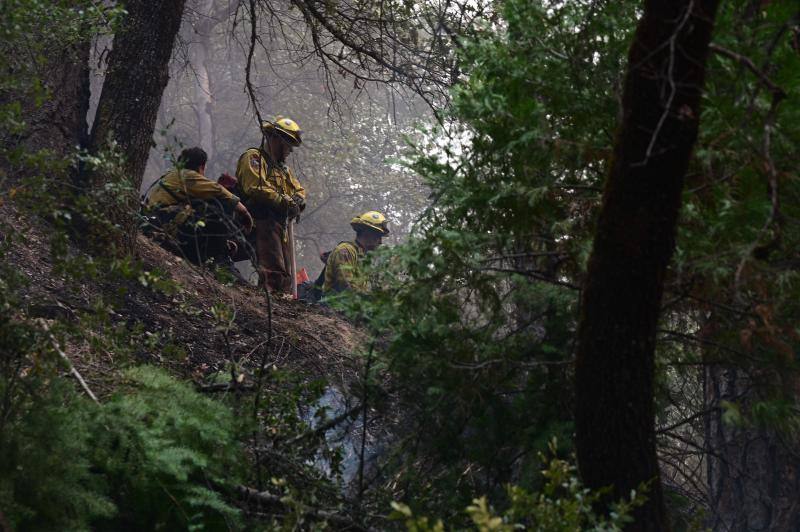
[323,211,389,294]
[146,147,253,268]
[235,116,306,293]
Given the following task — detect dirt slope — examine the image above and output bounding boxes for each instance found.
[2,204,365,393]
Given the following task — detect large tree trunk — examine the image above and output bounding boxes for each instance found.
[574,1,720,530]
[81,0,186,253]
[88,0,186,192]
[705,365,800,531]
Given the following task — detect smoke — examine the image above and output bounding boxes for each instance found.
[140,0,432,277]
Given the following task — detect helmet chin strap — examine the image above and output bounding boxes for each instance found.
[260,134,282,164]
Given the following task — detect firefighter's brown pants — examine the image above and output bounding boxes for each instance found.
[254,216,291,293]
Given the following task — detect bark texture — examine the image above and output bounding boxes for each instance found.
[88,0,187,191]
[1,43,90,161]
[574,1,720,530]
[705,366,800,531]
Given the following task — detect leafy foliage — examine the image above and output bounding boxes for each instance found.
[0,289,244,529]
[389,445,644,532]
[0,309,116,530]
[0,307,244,530]
[326,0,640,519]
[0,0,122,156]
[4,0,800,529]
[338,0,800,527]
[91,366,244,530]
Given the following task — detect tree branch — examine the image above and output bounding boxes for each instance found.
[40,321,99,404]
[284,402,363,446]
[233,485,376,531]
[709,43,787,100]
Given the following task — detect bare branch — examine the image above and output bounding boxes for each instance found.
[709,43,787,99]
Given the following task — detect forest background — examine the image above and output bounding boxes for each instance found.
[2,0,800,531]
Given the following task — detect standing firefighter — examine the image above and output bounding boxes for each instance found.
[236,117,306,293]
[323,211,389,294]
[146,147,253,269]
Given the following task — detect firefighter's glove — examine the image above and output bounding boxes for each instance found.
[281,194,300,220]
[285,196,301,218]
[291,193,306,212]
[279,193,293,212]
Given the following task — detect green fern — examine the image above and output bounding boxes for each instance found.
[90,366,244,531]
[0,377,117,531]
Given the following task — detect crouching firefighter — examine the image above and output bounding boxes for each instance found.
[235,116,306,293]
[323,211,389,294]
[145,147,254,270]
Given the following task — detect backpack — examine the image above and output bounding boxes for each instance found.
[298,250,333,303]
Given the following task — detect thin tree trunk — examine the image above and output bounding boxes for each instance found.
[574,1,720,530]
[190,0,216,165]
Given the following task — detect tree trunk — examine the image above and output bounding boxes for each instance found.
[80,0,186,253]
[705,365,800,531]
[574,1,720,530]
[190,0,217,166]
[1,42,90,162]
[88,0,187,192]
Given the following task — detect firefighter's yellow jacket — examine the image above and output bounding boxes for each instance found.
[323,241,366,294]
[235,148,306,214]
[146,169,239,209]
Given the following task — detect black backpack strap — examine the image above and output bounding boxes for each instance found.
[140,173,186,217]
[158,181,185,204]
[141,173,168,203]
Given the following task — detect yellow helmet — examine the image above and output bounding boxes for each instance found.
[351,211,390,236]
[261,116,302,146]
